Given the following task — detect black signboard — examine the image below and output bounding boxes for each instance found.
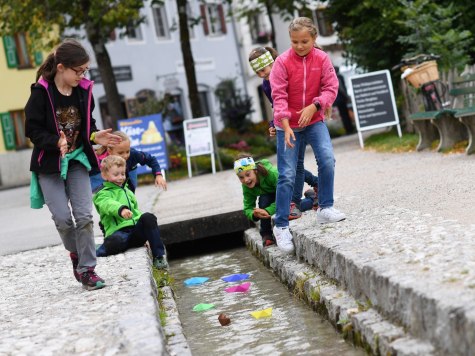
[350,70,399,129]
[89,66,133,83]
[349,70,401,148]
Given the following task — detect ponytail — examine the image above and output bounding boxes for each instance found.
[36,39,90,82]
[36,53,56,81]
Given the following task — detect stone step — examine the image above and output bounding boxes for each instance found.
[245,228,437,355]
[280,206,475,355]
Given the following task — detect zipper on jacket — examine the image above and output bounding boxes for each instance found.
[303,57,307,109]
[42,84,62,171]
[122,186,137,226]
[37,150,44,167]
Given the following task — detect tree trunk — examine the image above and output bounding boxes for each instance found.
[90,40,126,128]
[177,0,202,118]
[82,0,125,129]
[264,0,277,49]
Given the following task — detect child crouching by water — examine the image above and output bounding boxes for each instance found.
[93,155,168,269]
[235,153,315,252]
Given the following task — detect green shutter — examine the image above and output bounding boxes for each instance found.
[34,51,43,66]
[0,112,16,150]
[2,36,18,68]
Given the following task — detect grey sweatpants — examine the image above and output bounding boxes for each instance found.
[38,162,96,273]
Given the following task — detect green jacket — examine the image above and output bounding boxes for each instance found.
[93,181,143,237]
[241,159,278,221]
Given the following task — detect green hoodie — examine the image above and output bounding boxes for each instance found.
[241,159,278,221]
[93,181,142,237]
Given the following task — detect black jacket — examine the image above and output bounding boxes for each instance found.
[25,78,99,173]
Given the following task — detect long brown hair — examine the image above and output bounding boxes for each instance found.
[36,39,90,82]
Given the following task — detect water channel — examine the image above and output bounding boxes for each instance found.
[168,234,364,356]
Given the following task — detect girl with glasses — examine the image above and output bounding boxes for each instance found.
[25,39,121,291]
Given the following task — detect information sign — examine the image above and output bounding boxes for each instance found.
[349,70,402,147]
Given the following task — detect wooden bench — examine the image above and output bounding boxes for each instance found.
[451,78,475,154]
[409,109,465,151]
[408,74,475,153]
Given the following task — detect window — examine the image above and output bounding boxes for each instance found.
[200,3,227,36]
[152,5,171,40]
[315,9,334,37]
[248,14,269,44]
[0,111,30,150]
[187,2,195,39]
[126,23,144,41]
[2,33,40,69]
[198,91,210,116]
[10,110,30,149]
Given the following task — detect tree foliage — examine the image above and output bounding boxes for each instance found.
[327,0,473,72]
[327,0,408,72]
[396,0,471,72]
[228,0,307,49]
[0,0,146,126]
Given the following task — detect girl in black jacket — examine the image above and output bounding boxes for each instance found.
[25,39,121,291]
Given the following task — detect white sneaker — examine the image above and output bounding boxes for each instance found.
[272,226,295,254]
[316,207,346,223]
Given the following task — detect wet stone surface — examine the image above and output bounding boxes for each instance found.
[170,247,364,356]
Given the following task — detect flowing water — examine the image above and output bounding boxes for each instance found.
[169,245,364,356]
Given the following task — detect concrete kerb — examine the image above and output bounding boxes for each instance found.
[295,223,475,356]
[244,228,436,356]
[258,203,475,356]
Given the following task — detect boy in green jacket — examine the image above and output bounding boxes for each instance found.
[93,155,168,269]
[235,154,314,251]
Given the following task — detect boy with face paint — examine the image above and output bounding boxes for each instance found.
[234,153,315,253]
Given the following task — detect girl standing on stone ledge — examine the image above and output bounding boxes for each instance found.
[270,17,346,251]
[25,39,121,291]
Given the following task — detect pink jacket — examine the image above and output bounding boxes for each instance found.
[270,47,338,128]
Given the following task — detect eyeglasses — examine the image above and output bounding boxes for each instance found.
[69,67,89,77]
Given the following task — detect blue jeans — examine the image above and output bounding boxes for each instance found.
[96,213,165,258]
[275,121,335,228]
[128,168,138,192]
[90,172,103,192]
[257,193,275,238]
[291,137,318,207]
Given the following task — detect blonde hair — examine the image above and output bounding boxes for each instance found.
[289,17,318,37]
[100,155,126,174]
[95,131,130,155]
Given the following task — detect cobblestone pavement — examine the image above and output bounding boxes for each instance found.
[282,135,475,354]
[0,246,166,356]
[0,132,473,355]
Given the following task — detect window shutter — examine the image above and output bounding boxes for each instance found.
[0,112,16,150]
[34,51,43,66]
[218,4,227,34]
[200,5,209,35]
[3,36,18,68]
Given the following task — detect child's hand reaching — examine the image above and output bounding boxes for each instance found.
[120,208,133,219]
[94,129,122,147]
[284,127,295,148]
[155,175,167,191]
[297,103,318,127]
[57,131,68,158]
[253,208,271,219]
[268,126,276,137]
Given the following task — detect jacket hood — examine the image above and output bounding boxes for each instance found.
[36,77,93,90]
